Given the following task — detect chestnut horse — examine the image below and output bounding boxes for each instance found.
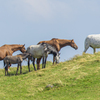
[0,44,26,60]
[37,38,78,70]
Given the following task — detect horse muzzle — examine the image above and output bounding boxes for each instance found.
[74,46,78,50]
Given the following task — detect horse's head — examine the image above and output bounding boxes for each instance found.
[70,39,78,50]
[20,44,26,53]
[55,53,60,63]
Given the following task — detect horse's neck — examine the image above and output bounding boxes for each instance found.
[10,45,21,53]
[58,40,71,48]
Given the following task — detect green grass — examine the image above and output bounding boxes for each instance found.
[1,52,100,100]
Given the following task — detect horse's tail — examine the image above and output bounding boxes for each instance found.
[3,58,10,68]
[37,41,45,45]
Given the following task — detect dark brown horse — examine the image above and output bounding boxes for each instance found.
[37,38,78,70]
[0,44,26,60]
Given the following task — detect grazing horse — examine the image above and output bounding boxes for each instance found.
[0,44,26,60]
[41,43,60,64]
[27,43,60,71]
[84,34,100,53]
[4,53,30,75]
[37,38,78,69]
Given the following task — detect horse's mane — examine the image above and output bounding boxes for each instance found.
[1,44,22,47]
[2,44,8,46]
[51,38,58,40]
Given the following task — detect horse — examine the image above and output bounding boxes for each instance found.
[0,44,26,60]
[41,43,60,64]
[0,44,26,69]
[84,34,100,53]
[27,43,60,71]
[4,53,30,76]
[37,38,78,69]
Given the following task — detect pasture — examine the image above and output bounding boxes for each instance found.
[0,52,100,100]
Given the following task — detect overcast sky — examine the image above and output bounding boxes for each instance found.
[0,0,100,68]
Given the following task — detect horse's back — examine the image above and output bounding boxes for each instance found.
[27,45,43,52]
[27,45,44,58]
[85,34,100,47]
[4,56,22,64]
[87,34,100,39]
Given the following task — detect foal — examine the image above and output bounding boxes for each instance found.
[4,53,30,76]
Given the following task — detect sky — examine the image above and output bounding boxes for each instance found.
[0,0,100,68]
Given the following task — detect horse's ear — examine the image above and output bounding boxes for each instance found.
[71,39,74,42]
[23,44,25,47]
[21,44,25,48]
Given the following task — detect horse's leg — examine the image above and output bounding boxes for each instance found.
[53,56,55,64]
[42,57,44,69]
[37,58,41,70]
[4,61,6,76]
[8,64,11,69]
[16,64,19,75]
[90,46,96,54]
[28,59,30,72]
[33,58,36,71]
[20,63,22,74]
[93,48,96,53]
[5,65,8,76]
[83,43,89,53]
[6,65,9,76]
[5,67,6,76]
[44,57,47,68]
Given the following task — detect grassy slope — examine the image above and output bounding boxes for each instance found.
[0,52,100,100]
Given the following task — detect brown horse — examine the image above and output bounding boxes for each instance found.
[0,44,26,60]
[37,38,78,70]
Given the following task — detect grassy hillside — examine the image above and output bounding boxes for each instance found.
[0,52,100,100]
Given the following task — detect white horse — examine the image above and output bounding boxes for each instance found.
[84,34,100,53]
[27,44,50,71]
[27,43,60,71]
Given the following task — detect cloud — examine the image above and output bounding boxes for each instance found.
[1,0,100,22]
[18,0,100,21]
[7,0,72,22]
[23,0,53,19]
